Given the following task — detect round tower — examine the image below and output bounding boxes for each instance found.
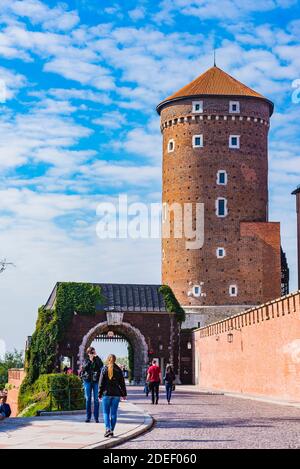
[157,66,281,325]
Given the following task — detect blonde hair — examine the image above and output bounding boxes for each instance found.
[107,354,116,380]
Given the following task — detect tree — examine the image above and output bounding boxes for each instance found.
[0,350,24,389]
[0,259,15,274]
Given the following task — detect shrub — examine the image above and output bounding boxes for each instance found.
[18,373,84,416]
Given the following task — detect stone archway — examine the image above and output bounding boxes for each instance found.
[78,320,149,383]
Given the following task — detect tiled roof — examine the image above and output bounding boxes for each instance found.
[45,283,168,313]
[157,66,272,113]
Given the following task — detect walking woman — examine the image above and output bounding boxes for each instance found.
[164,364,176,404]
[99,354,127,438]
[80,347,103,423]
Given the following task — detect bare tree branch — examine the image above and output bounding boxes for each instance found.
[0,259,15,274]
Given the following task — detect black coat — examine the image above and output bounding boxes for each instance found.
[99,364,127,398]
[81,356,103,383]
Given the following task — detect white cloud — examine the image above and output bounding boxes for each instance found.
[155,0,297,23]
[3,0,79,32]
[0,105,92,170]
[79,160,161,187]
[111,118,161,161]
[44,58,115,91]
[0,66,26,101]
[93,110,126,129]
[129,7,146,21]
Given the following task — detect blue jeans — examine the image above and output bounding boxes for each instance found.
[83,381,99,421]
[102,396,120,431]
[165,383,172,402]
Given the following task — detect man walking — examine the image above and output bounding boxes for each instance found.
[80,347,103,423]
[146,359,162,405]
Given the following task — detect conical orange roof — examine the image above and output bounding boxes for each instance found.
[157,66,273,114]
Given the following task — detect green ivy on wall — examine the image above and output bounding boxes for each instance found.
[159,285,186,323]
[23,282,104,387]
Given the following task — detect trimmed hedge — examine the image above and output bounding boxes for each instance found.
[18,373,85,417]
[159,285,186,323]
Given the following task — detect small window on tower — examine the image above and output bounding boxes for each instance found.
[229,284,238,297]
[229,101,240,113]
[217,170,227,185]
[229,135,240,149]
[216,198,228,217]
[192,135,203,148]
[216,247,226,258]
[192,101,203,113]
[192,285,201,297]
[168,139,175,153]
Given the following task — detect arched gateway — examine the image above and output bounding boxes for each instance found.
[45,283,181,383]
[78,320,149,383]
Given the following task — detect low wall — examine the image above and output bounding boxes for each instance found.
[193,291,300,402]
[7,369,26,416]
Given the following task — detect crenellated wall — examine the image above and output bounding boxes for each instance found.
[193,291,300,402]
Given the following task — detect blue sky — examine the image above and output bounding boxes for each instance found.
[0,0,300,353]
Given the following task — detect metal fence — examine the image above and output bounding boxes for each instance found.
[48,384,85,412]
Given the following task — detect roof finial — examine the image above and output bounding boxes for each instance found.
[213,48,216,67]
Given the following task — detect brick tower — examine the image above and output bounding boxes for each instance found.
[157,66,282,327]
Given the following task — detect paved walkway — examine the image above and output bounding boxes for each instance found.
[0,402,152,449]
[117,387,300,449]
[2,387,300,449]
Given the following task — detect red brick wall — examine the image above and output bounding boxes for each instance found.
[193,292,300,401]
[7,369,26,417]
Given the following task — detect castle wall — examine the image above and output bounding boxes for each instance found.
[193,291,300,401]
[7,369,26,417]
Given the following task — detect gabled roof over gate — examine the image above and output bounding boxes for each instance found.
[45,283,168,313]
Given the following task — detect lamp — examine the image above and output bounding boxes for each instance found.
[227,332,233,343]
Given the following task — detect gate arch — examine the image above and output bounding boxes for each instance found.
[78,321,149,383]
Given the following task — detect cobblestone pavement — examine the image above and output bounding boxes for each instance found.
[117,387,300,449]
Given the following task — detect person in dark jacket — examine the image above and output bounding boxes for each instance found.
[164,364,176,404]
[80,347,103,423]
[99,354,127,438]
[0,394,11,420]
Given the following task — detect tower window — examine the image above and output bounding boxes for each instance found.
[192,101,203,113]
[192,285,201,297]
[216,198,228,217]
[192,135,203,148]
[217,170,227,185]
[229,284,238,297]
[229,101,240,113]
[229,135,240,149]
[216,247,226,258]
[168,139,175,153]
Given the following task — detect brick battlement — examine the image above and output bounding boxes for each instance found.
[161,114,269,132]
[197,290,300,338]
[193,290,300,401]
